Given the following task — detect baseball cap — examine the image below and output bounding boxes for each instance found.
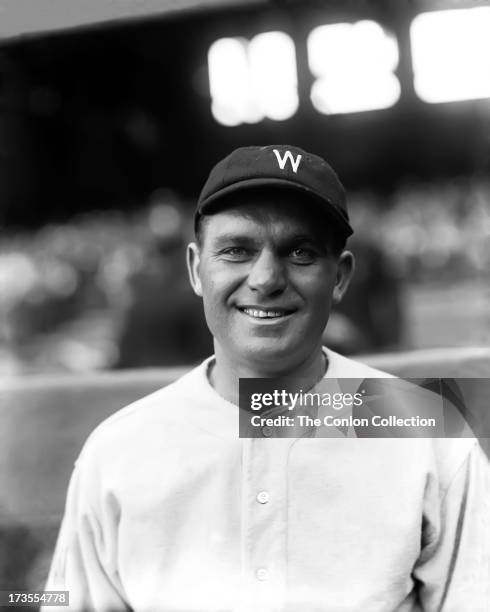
[195,144,353,237]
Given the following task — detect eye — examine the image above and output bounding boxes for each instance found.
[220,247,250,261]
[289,247,316,264]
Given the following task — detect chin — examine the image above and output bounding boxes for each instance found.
[239,338,305,371]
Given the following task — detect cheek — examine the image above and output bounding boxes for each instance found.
[293,268,336,301]
[199,267,239,324]
[293,270,336,326]
[201,278,222,319]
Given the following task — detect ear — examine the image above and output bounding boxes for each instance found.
[186,242,203,297]
[332,250,355,305]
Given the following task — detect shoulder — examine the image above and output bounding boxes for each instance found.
[76,358,213,468]
[431,438,484,495]
[323,347,483,489]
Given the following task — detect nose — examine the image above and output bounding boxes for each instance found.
[247,249,287,295]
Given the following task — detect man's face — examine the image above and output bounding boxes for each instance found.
[187,193,354,371]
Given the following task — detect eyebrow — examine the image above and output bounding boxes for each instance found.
[211,233,327,251]
[287,234,320,244]
[211,233,257,244]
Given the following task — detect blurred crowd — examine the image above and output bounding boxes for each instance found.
[0,177,488,376]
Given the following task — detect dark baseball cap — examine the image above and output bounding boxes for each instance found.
[195,144,353,237]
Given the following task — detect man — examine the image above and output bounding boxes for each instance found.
[44,145,489,611]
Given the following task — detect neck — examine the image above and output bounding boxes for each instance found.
[209,343,327,406]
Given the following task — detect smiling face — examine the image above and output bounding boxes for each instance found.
[187,192,354,374]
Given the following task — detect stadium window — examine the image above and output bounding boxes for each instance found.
[307,20,400,114]
[410,7,490,104]
[208,32,298,126]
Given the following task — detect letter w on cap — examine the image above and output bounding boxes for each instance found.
[273,149,302,173]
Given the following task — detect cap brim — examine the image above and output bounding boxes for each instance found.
[197,177,353,237]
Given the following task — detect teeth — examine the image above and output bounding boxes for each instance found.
[242,308,286,318]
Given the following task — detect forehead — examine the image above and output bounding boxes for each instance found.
[201,192,330,244]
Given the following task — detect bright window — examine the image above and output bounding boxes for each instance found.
[208,32,298,126]
[307,20,400,114]
[410,7,490,103]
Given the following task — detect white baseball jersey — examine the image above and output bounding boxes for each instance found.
[43,348,490,611]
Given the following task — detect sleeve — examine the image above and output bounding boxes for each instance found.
[41,459,131,612]
[414,442,490,611]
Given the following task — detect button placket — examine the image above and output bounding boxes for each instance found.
[256,490,270,504]
[262,426,273,438]
[241,438,294,610]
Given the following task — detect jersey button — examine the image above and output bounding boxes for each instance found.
[256,491,269,504]
[262,426,273,437]
[256,568,269,581]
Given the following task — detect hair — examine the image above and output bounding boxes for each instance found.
[195,189,349,258]
[194,213,209,249]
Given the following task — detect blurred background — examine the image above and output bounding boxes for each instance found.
[0,0,489,376]
[0,0,490,598]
